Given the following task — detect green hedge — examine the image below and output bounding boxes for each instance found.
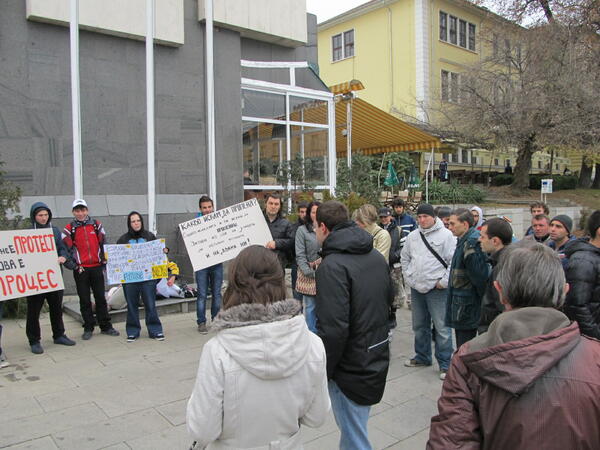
[423,180,486,204]
[529,175,578,191]
[491,174,514,186]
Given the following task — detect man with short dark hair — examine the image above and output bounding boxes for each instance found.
[195,196,223,334]
[478,218,513,333]
[315,201,392,450]
[524,214,551,244]
[392,198,417,238]
[564,210,600,339]
[446,209,488,350]
[548,215,576,268]
[525,202,550,236]
[62,199,119,340]
[379,207,404,325]
[428,242,600,449]
[290,202,308,302]
[435,206,452,229]
[263,193,293,269]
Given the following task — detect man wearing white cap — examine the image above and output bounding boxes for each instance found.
[62,199,119,340]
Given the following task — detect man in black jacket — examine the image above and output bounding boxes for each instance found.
[477,218,513,333]
[564,210,600,339]
[379,207,404,326]
[263,193,293,270]
[315,201,392,450]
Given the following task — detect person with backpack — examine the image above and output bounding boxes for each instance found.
[62,199,119,340]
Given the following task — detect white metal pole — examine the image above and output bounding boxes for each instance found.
[146,0,157,233]
[327,98,336,196]
[346,99,352,168]
[205,0,217,207]
[70,0,83,199]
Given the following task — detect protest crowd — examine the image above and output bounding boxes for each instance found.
[1,193,600,450]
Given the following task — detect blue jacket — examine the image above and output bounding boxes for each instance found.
[446,227,490,330]
[394,213,417,247]
[30,202,70,263]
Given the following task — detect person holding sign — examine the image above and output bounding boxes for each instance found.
[62,199,119,340]
[186,245,330,449]
[26,203,76,354]
[117,212,165,342]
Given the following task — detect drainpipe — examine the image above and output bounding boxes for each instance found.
[385,2,394,111]
[146,0,157,233]
[70,0,82,199]
[205,0,217,207]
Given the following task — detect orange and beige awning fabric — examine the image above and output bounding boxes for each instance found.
[335,98,443,156]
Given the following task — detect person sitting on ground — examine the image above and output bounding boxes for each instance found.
[186,245,330,449]
[524,214,551,244]
[116,212,165,342]
[428,241,600,449]
[564,210,600,340]
[477,218,513,333]
[26,202,76,354]
[525,202,550,236]
[353,204,391,263]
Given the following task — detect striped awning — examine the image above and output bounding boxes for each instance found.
[336,98,442,155]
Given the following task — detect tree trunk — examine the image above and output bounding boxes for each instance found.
[579,157,593,188]
[592,163,600,189]
[510,135,536,193]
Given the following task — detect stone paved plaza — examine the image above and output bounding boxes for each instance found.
[0,306,442,449]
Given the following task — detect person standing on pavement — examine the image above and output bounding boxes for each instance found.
[401,204,455,380]
[295,201,321,333]
[187,246,330,449]
[392,198,417,238]
[0,303,9,368]
[524,214,551,244]
[194,196,223,334]
[62,199,119,340]
[428,242,600,449]
[26,202,76,354]
[525,201,550,236]
[315,201,392,450]
[353,204,391,263]
[477,218,514,333]
[263,193,293,270]
[548,215,576,268]
[379,207,404,326]
[564,210,600,340]
[116,212,165,342]
[290,201,308,302]
[446,209,489,349]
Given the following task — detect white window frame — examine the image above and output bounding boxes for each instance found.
[441,70,460,103]
[439,10,476,53]
[331,28,355,62]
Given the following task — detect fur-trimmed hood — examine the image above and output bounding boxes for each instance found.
[212,299,311,380]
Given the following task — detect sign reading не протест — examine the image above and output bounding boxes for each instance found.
[179,198,272,272]
[104,239,168,286]
[0,229,64,301]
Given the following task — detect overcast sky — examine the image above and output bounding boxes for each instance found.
[306,0,369,24]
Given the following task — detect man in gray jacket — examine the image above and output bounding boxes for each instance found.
[401,204,455,380]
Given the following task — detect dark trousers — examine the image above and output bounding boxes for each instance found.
[455,329,478,350]
[123,280,162,338]
[73,266,112,332]
[26,290,65,344]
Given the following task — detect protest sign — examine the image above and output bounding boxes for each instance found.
[0,229,64,301]
[179,198,273,272]
[104,239,168,285]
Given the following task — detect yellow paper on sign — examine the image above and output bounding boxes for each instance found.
[151,264,168,279]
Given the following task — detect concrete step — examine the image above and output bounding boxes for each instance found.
[62,295,209,324]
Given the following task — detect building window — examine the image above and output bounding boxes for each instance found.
[494,158,499,166]
[449,16,457,45]
[459,20,467,48]
[468,23,476,51]
[461,149,469,163]
[505,159,511,166]
[537,160,542,169]
[332,29,354,62]
[439,12,448,41]
[441,70,460,103]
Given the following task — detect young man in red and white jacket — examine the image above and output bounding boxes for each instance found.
[62,199,119,340]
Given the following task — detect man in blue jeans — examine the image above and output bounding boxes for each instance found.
[195,196,223,334]
[401,204,456,380]
[315,201,392,449]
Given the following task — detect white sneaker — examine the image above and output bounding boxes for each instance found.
[439,370,447,380]
[0,353,9,369]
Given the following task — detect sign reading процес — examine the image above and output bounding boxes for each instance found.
[0,229,65,301]
[179,198,273,272]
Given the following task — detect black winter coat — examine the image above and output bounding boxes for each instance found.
[564,238,600,339]
[381,221,401,266]
[315,221,392,406]
[265,214,293,268]
[478,246,507,332]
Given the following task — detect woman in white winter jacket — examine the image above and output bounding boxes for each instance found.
[186,245,330,450]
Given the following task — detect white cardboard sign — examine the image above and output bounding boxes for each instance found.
[179,198,273,272]
[0,229,65,301]
[541,179,553,194]
[104,239,168,285]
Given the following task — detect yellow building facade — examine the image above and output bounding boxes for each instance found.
[317,0,568,176]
